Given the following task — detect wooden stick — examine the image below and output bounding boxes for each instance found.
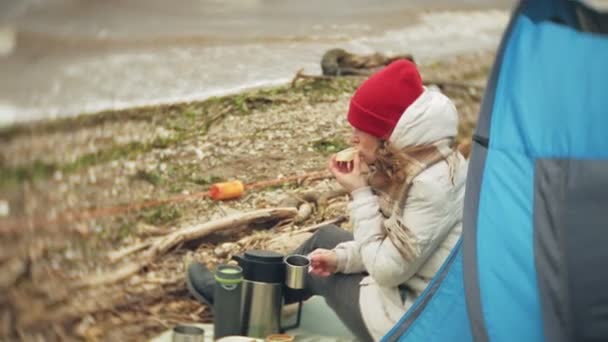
[290,216,348,235]
[290,69,337,87]
[423,79,485,90]
[135,222,168,237]
[107,241,152,263]
[290,68,485,91]
[74,207,298,288]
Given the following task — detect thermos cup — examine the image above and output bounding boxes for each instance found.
[284,254,310,290]
[213,264,244,339]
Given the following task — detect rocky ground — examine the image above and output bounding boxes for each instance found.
[0,51,493,341]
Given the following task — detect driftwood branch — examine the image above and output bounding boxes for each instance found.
[423,79,485,90]
[283,188,348,207]
[135,222,168,237]
[290,69,336,87]
[108,241,152,263]
[269,216,348,244]
[290,68,485,93]
[290,216,348,235]
[76,207,298,288]
[265,216,348,253]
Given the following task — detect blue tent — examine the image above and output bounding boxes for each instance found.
[382,1,608,341]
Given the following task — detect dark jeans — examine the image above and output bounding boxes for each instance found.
[286,225,374,342]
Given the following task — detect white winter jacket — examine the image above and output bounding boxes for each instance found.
[333,87,467,341]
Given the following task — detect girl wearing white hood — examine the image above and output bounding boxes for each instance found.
[292,59,468,341]
[187,59,466,341]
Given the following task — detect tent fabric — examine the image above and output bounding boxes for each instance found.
[534,159,608,342]
[381,240,472,342]
[474,4,608,342]
[380,1,608,341]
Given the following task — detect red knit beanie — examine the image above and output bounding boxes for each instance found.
[347,59,423,138]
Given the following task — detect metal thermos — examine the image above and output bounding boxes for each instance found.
[231,250,309,339]
[213,264,244,339]
[233,250,285,338]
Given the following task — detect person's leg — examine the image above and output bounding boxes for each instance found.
[285,224,354,302]
[292,224,354,256]
[305,272,373,342]
[285,224,353,303]
[287,226,374,341]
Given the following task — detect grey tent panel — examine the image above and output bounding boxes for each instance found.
[534,159,608,342]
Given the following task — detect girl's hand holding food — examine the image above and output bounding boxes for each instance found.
[329,148,368,192]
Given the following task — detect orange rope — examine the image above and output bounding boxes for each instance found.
[0,170,331,234]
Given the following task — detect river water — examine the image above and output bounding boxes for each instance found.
[0,0,513,126]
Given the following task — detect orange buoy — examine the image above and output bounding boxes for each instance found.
[210,180,245,200]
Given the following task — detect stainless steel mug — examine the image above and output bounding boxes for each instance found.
[284,254,310,290]
[172,325,204,342]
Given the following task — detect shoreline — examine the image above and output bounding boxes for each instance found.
[0,78,291,139]
[0,50,490,140]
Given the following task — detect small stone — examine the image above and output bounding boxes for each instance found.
[214,242,237,258]
[0,200,8,217]
[53,170,63,181]
[156,126,171,139]
[193,148,205,160]
[88,169,97,184]
[124,161,137,173]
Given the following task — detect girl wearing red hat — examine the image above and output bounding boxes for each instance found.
[187,59,467,341]
[291,59,468,341]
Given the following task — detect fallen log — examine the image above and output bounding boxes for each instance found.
[267,216,348,245]
[281,188,348,208]
[75,207,298,288]
[265,216,348,254]
[135,222,168,237]
[290,69,485,91]
[289,216,348,235]
[423,79,485,90]
[108,241,152,263]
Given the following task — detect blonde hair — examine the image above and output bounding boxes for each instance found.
[369,140,410,190]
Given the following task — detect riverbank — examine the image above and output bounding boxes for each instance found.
[0,51,493,341]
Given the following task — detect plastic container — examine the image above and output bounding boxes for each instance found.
[210,180,245,200]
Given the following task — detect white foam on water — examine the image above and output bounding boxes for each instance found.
[0,102,17,127]
[346,10,510,61]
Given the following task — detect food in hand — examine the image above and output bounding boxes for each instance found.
[335,147,356,162]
